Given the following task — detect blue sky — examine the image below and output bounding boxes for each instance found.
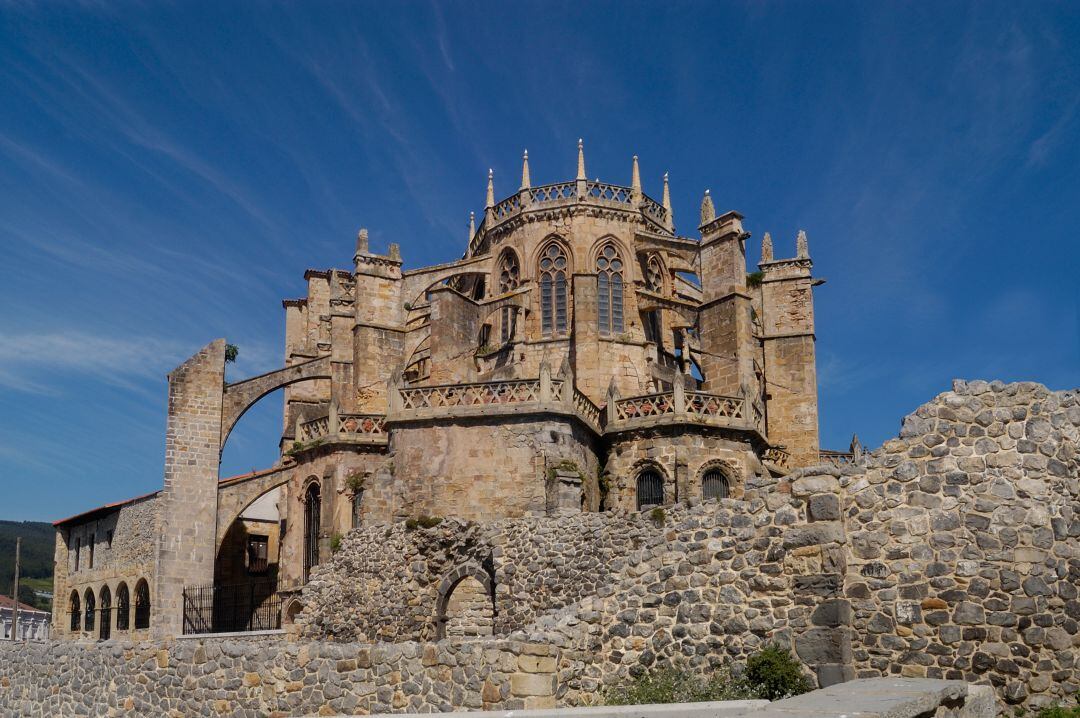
[1,2,1077,522]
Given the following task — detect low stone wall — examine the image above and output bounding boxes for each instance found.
[0,636,560,716]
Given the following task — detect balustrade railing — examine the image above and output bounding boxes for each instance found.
[641,195,669,227]
[763,446,791,469]
[585,181,633,204]
[819,450,855,467]
[398,378,562,410]
[573,389,603,430]
[298,413,387,443]
[528,181,577,204]
[612,389,746,425]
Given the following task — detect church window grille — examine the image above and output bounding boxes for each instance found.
[134,579,150,629]
[636,469,664,510]
[116,583,129,631]
[83,589,95,633]
[304,482,322,584]
[498,252,520,343]
[69,591,80,632]
[702,467,731,500]
[99,585,111,640]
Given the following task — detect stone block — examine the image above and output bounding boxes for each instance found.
[510,672,555,697]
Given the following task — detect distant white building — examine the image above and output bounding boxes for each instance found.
[1,594,50,641]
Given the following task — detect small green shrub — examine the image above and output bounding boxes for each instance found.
[225,343,239,363]
[1037,706,1080,718]
[289,441,303,454]
[330,533,343,553]
[746,271,765,288]
[345,472,366,493]
[744,644,812,700]
[405,515,443,531]
[604,665,756,705]
[650,507,666,525]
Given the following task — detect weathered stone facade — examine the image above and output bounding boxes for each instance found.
[297,380,1078,710]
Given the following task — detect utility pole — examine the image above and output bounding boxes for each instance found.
[11,537,20,642]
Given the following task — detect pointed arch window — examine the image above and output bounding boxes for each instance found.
[497,251,521,343]
[83,588,96,633]
[539,242,568,337]
[304,481,322,584]
[99,585,111,640]
[596,244,624,336]
[116,583,130,631]
[69,591,81,632]
[133,579,150,630]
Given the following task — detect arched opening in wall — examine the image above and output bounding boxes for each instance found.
[133,579,150,630]
[282,598,303,626]
[210,482,285,633]
[69,591,80,632]
[701,463,733,501]
[116,583,130,631]
[636,467,664,510]
[596,242,625,336]
[435,564,495,640]
[83,588,96,634]
[99,585,111,640]
[538,240,569,338]
[220,386,287,479]
[303,481,322,584]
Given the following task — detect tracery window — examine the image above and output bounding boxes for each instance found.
[636,468,664,510]
[596,244,624,336]
[116,583,130,631]
[702,467,731,501]
[538,242,568,337]
[645,255,664,293]
[497,251,521,343]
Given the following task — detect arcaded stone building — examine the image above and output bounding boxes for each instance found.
[50,142,827,639]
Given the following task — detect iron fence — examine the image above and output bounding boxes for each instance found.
[182,581,282,635]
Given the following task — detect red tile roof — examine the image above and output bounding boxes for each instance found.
[0,594,47,614]
[52,490,161,527]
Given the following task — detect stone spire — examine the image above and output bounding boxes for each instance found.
[468,211,475,241]
[356,227,369,254]
[761,232,773,262]
[796,229,809,258]
[520,150,531,190]
[700,189,715,225]
[485,169,495,209]
[631,155,641,196]
[662,172,672,216]
[576,138,586,180]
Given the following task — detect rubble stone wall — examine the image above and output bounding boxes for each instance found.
[835,380,1079,709]
[0,636,559,716]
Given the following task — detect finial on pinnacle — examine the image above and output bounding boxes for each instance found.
[521,149,531,190]
[796,229,809,258]
[485,168,495,209]
[356,227,369,254]
[761,232,773,262]
[662,172,674,231]
[631,155,641,195]
[468,211,476,241]
[576,138,586,180]
[700,189,715,225]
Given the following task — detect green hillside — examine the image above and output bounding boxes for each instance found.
[0,520,55,610]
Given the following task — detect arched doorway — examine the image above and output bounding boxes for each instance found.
[435,564,495,639]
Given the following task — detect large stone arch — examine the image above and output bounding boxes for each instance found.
[435,563,496,640]
[215,466,291,549]
[220,355,332,451]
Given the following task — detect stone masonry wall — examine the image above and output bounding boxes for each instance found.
[0,635,560,716]
[835,380,1079,709]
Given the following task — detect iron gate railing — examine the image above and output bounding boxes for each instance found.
[182,581,282,635]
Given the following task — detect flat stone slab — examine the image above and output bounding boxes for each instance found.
[325,678,996,718]
[749,679,972,718]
